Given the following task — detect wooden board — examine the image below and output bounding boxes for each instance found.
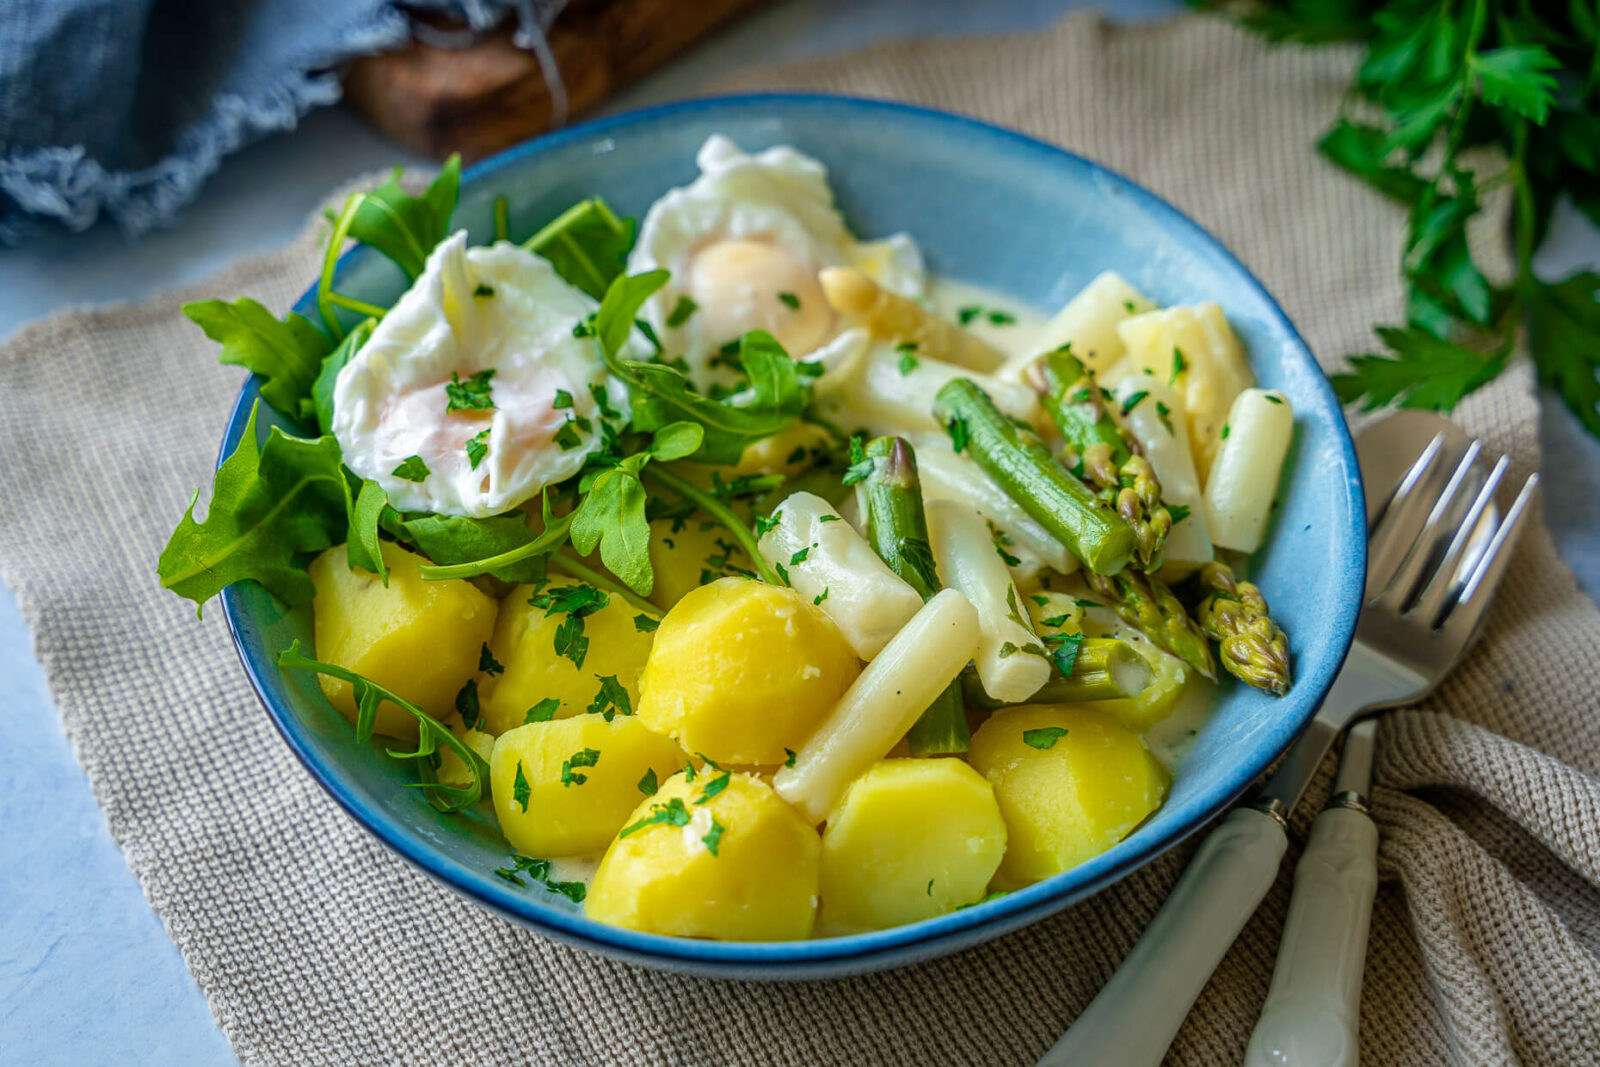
[343,0,763,162]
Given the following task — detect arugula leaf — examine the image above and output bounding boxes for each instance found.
[524,198,636,299]
[278,641,488,812]
[345,157,462,280]
[310,318,373,433]
[347,479,390,579]
[1528,273,1600,437]
[399,512,546,583]
[1330,325,1506,413]
[184,298,331,424]
[570,465,652,595]
[158,404,369,608]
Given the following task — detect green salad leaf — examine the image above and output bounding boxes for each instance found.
[183,298,332,424]
[346,157,462,280]
[399,512,548,583]
[157,403,387,609]
[524,198,636,299]
[310,318,374,433]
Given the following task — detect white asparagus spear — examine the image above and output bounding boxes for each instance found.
[1032,271,1156,373]
[1203,389,1295,553]
[1111,377,1214,576]
[773,588,980,824]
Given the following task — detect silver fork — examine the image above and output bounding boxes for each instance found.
[1038,418,1539,1067]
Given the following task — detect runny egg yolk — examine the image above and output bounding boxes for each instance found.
[685,238,835,356]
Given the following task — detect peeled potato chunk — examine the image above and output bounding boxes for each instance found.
[587,770,821,941]
[970,705,1169,887]
[636,577,860,765]
[644,517,751,612]
[478,576,655,736]
[309,540,497,739]
[489,716,685,858]
[820,759,1007,930]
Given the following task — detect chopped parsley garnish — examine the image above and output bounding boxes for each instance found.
[775,561,791,586]
[1051,631,1085,677]
[784,748,798,768]
[512,761,531,812]
[1168,503,1192,526]
[553,420,584,451]
[1023,727,1070,750]
[560,748,600,787]
[986,310,1016,326]
[478,643,504,676]
[945,415,969,454]
[993,532,1022,568]
[1123,300,1137,313]
[1120,390,1150,416]
[683,761,697,783]
[1222,424,1231,440]
[813,587,829,605]
[637,768,659,795]
[619,797,691,838]
[1039,613,1073,629]
[552,389,574,410]
[445,368,496,412]
[1073,598,1101,609]
[492,855,585,903]
[819,514,842,523]
[633,613,659,633]
[529,584,609,670]
[841,434,874,486]
[465,428,490,470]
[1031,594,1051,607]
[753,513,780,538]
[899,536,939,591]
[1265,394,1285,405]
[702,817,726,856]
[392,455,431,482]
[1155,400,1175,435]
[957,305,982,326]
[473,283,495,298]
[1170,347,1186,384]
[586,674,632,721]
[553,615,589,670]
[926,879,934,896]
[666,295,698,328]
[697,771,732,805]
[524,698,560,724]
[777,291,801,310]
[790,546,811,566]
[896,340,920,375]
[454,679,481,731]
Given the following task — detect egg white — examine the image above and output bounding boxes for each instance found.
[628,135,925,388]
[332,231,619,518]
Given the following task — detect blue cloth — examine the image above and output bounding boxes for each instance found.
[0,1,534,243]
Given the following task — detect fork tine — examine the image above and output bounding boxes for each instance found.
[1366,432,1449,600]
[1373,440,1483,614]
[1439,472,1539,646]
[1410,453,1508,626]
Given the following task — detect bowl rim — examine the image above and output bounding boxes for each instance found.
[220,90,1365,974]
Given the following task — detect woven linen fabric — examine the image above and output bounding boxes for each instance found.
[3,11,1598,1065]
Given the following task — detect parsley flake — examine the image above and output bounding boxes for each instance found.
[637,768,659,795]
[560,748,600,787]
[633,613,659,633]
[524,698,560,724]
[1170,348,1186,384]
[445,369,495,412]
[619,797,691,838]
[790,546,811,566]
[465,428,490,470]
[454,679,481,731]
[473,283,495,298]
[784,748,797,768]
[777,291,801,310]
[478,643,504,676]
[512,761,531,812]
[702,817,726,856]
[1052,631,1085,677]
[587,675,632,721]
[1120,390,1150,416]
[666,295,698,328]
[945,415,970,454]
[813,587,829,605]
[957,305,982,326]
[1023,727,1070,750]
[697,771,732,805]
[552,389,574,410]
[392,455,431,482]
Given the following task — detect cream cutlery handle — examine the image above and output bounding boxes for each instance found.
[1245,806,1380,1067]
[1036,807,1287,1067]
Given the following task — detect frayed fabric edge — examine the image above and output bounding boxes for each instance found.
[0,5,424,246]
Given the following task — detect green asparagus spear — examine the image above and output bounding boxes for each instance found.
[932,378,1136,575]
[858,436,970,754]
[1193,561,1291,696]
[1085,569,1217,681]
[958,637,1154,707]
[1030,348,1172,571]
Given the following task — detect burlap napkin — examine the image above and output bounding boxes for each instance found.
[4,12,1598,1066]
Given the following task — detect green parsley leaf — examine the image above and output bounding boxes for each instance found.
[1022,727,1070,750]
[465,428,490,470]
[619,797,691,838]
[899,536,939,593]
[1472,45,1560,124]
[841,434,875,486]
[1154,400,1175,435]
[987,310,1016,326]
[525,698,560,724]
[1330,325,1505,414]
[957,305,982,326]
[513,761,532,811]
[182,298,332,424]
[446,369,495,412]
[560,748,601,787]
[784,748,798,768]
[587,675,632,721]
[1529,273,1600,437]
[697,771,732,804]
[494,854,586,903]
[637,768,659,795]
[478,643,504,676]
[898,349,921,375]
[634,613,660,633]
[454,679,481,731]
[473,283,495,298]
[666,295,698,328]
[552,389,574,410]
[1120,390,1150,416]
[392,454,431,482]
[945,415,969,454]
[702,817,726,856]
[790,546,811,566]
[523,197,636,299]
[993,532,1022,568]
[778,291,801,310]
[813,587,829,605]
[1052,631,1085,677]
[553,420,584,451]
[1167,503,1192,526]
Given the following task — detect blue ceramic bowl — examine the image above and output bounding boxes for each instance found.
[221,93,1364,980]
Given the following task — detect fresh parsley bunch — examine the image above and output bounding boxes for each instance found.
[1200,0,1600,436]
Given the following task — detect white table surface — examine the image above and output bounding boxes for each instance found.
[3,2,1595,1063]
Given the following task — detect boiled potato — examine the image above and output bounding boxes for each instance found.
[645,517,751,611]
[309,540,497,739]
[437,712,497,789]
[970,705,1168,887]
[587,770,821,940]
[1031,270,1156,372]
[1095,640,1190,732]
[489,717,685,857]
[820,759,1007,930]
[637,578,860,765]
[477,576,654,736]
